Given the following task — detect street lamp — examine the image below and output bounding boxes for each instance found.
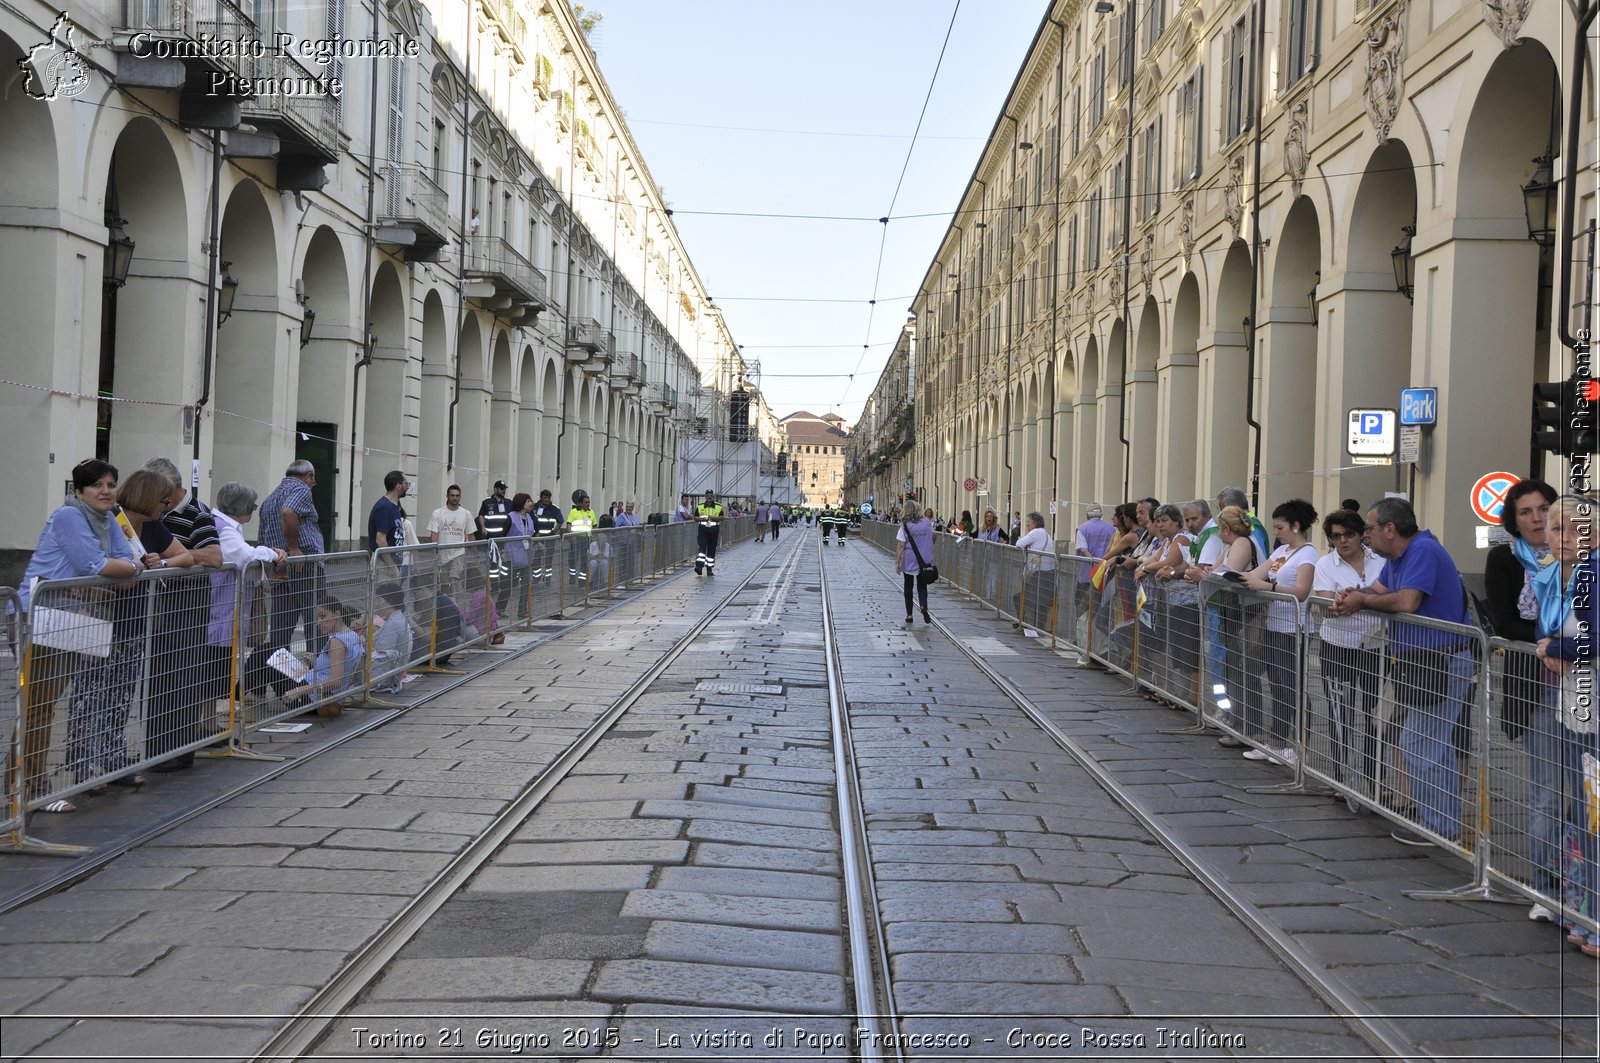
[217,261,239,323]
[1390,226,1414,302]
[104,216,135,291]
[295,280,315,348]
[1523,155,1557,247]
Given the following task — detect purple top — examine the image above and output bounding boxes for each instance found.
[896,518,937,574]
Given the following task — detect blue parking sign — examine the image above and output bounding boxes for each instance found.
[1400,387,1437,425]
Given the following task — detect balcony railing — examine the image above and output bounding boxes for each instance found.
[464,235,547,308]
[609,353,643,392]
[566,318,614,365]
[240,52,339,162]
[379,163,450,250]
[117,0,257,78]
[494,0,526,47]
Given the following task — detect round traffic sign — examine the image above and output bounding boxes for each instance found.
[963,477,977,492]
[860,502,873,515]
[1470,471,1521,525]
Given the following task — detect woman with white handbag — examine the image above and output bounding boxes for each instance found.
[12,460,141,813]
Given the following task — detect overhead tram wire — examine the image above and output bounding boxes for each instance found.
[841,0,964,411]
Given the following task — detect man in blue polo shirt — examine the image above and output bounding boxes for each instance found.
[1330,497,1471,847]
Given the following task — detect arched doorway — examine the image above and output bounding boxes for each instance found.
[97,118,191,473]
[212,179,283,496]
[454,314,488,498]
[1074,339,1101,505]
[1336,139,1417,514]
[1263,198,1321,509]
[361,262,409,527]
[1129,299,1161,495]
[1200,242,1251,495]
[1164,275,1202,502]
[488,331,514,486]
[293,226,351,544]
[541,361,561,499]
[417,291,450,507]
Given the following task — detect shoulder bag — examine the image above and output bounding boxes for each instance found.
[907,530,939,586]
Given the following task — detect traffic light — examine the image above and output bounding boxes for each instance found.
[1532,374,1599,456]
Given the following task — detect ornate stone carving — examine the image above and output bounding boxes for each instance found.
[1179,195,1196,268]
[1107,268,1122,306]
[1362,2,1406,144]
[1223,155,1246,239]
[1140,233,1155,292]
[981,361,999,396]
[1284,98,1310,199]
[1482,0,1532,47]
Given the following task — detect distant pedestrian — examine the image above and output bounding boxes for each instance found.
[769,501,781,540]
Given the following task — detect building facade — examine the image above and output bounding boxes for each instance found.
[845,319,916,509]
[872,0,1587,562]
[781,411,850,506]
[0,0,768,564]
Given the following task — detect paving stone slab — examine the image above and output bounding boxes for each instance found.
[654,866,838,902]
[619,889,838,932]
[590,959,845,1013]
[370,957,593,1001]
[684,819,837,851]
[892,978,1125,1016]
[496,839,689,865]
[644,921,842,974]
[890,951,1076,984]
[17,1017,274,1063]
[692,842,840,875]
[31,974,314,1017]
[885,921,1079,955]
[640,799,834,831]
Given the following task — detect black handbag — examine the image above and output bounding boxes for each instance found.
[907,533,938,586]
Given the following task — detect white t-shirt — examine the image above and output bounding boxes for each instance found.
[1264,542,1320,633]
[428,505,473,559]
[1312,547,1385,648]
[1196,519,1223,565]
[1016,527,1056,572]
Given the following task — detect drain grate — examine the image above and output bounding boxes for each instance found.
[695,681,783,695]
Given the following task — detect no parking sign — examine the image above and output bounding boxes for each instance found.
[1470,471,1520,525]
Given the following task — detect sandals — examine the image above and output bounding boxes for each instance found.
[38,799,76,814]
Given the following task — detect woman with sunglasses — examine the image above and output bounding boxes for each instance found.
[1312,509,1385,806]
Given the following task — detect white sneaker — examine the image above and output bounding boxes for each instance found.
[1529,903,1556,923]
[1242,748,1272,761]
[1279,747,1298,765]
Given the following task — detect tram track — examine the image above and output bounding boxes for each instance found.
[251,530,816,1061]
[815,531,903,1063]
[0,557,721,918]
[846,539,1425,1063]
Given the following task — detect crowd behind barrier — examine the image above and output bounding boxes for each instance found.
[857,519,1599,941]
[1,517,751,850]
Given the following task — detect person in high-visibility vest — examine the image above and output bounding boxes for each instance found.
[694,488,725,576]
[566,490,597,585]
[531,488,563,584]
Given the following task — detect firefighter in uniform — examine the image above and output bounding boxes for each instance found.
[836,502,850,544]
[819,505,833,543]
[566,491,597,585]
[531,489,563,584]
[695,489,725,576]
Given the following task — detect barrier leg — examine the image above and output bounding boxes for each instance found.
[0,645,91,855]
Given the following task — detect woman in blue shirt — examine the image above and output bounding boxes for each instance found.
[13,460,140,813]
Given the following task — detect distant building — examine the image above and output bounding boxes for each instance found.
[781,411,850,505]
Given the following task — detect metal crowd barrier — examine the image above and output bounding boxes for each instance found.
[857,522,1598,935]
[0,517,736,853]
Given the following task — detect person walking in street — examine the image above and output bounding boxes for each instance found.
[694,489,725,575]
[755,501,769,542]
[896,500,936,625]
[259,459,323,653]
[1331,497,1473,848]
[769,500,781,540]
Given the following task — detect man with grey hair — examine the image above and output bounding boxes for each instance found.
[259,459,324,653]
[141,457,225,772]
[1012,511,1057,632]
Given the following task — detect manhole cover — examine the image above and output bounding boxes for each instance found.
[695,681,783,695]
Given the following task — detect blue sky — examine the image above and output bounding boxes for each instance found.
[588,0,1048,420]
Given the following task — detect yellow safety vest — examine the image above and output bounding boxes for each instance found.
[696,502,724,527]
[569,507,597,533]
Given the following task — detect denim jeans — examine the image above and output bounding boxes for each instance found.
[1524,687,1577,896]
[1394,647,1475,839]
